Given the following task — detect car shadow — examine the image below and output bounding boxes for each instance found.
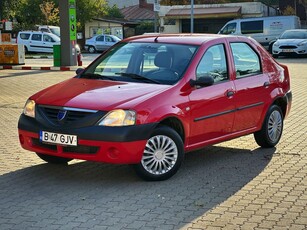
[0,145,275,229]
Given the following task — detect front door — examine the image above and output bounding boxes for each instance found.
[188,44,236,148]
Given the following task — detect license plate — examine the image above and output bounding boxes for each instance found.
[40,131,77,146]
[282,49,294,52]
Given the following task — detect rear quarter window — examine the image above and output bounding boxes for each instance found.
[19,33,30,40]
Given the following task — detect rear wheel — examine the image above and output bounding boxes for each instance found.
[36,153,72,164]
[254,105,283,148]
[88,46,96,53]
[133,126,184,181]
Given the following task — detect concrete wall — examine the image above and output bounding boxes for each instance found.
[85,21,123,39]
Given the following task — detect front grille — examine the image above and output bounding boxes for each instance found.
[37,105,101,126]
[280,45,297,49]
[63,146,99,154]
[32,138,98,154]
[32,138,57,150]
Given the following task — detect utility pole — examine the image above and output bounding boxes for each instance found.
[59,0,77,66]
[191,0,194,33]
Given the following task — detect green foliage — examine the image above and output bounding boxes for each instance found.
[1,0,123,32]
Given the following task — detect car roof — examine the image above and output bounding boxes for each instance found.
[123,33,230,45]
[283,29,307,32]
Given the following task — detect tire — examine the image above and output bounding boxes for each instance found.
[24,46,29,54]
[254,105,283,148]
[88,46,96,53]
[133,126,184,181]
[36,153,72,164]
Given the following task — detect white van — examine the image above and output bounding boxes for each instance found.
[38,25,61,37]
[218,16,301,52]
[17,31,60,53]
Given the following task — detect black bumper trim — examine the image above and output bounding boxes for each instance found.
[18,114,157,142]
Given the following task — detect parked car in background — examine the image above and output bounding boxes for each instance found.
[218,16,301,52]
[17,30,81,54]
[17,31,60,53]
[18,34,292,181]
[38,25,61,37]
[272,29,307,58]
[84,34,121,53]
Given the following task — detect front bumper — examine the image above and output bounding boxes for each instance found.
[18,114,157,164]
[273,47,307,56]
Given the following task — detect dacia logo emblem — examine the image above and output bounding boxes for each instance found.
[57,110,67,121]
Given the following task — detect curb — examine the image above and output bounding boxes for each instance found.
[0,65,81,71]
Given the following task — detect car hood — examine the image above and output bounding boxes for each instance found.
[276,39,306,45]
[32,78,170,110]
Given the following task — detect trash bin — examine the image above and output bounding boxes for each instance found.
[53,45,61,67]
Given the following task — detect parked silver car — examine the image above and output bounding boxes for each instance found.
[272,29,307,58]
[84,34,121,53]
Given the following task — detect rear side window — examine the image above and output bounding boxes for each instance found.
[230,43,261,79]
[20,33,30,40]
[96,36,104,42]
[31,34,42,41]
[241,20,263,34]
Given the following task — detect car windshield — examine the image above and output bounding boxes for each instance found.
[50,27,61,37]
[280,31,307,39]
[82,42,198,85]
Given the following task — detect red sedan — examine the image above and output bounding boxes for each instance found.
[18,34,292,181]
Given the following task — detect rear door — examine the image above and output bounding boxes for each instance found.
[228,40,270,132]
[95,35,105,51]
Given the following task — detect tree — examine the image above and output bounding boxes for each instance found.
[40,1,59,25]
[0,0,19,20]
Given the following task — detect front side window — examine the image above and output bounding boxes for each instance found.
[220,23,236,34]
[43,35,54,42]
[31,34,42,41]
[83,42,198,85]
[196,44,228,83]
[230,43,261,79]
[241,20,263,34]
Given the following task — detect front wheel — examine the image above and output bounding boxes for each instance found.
[254,105,283,148]
[133,126,184,181]
[36,153,72,164]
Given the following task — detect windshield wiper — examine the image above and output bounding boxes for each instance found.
[80,73,115,81]
[115,72,160,84]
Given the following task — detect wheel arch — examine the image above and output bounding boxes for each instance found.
[158,116,185,143]
[272,96,288,119]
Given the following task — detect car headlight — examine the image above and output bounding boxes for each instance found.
[273,42,279,47]
[298,41,307,46]
[98,109,136,126]
[23,99,35,118]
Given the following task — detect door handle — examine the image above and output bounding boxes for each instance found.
[264,81,270,87]
[226,90,234,97]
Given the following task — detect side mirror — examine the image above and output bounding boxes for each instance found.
[76,68,84,75]
[189,75,214,87]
